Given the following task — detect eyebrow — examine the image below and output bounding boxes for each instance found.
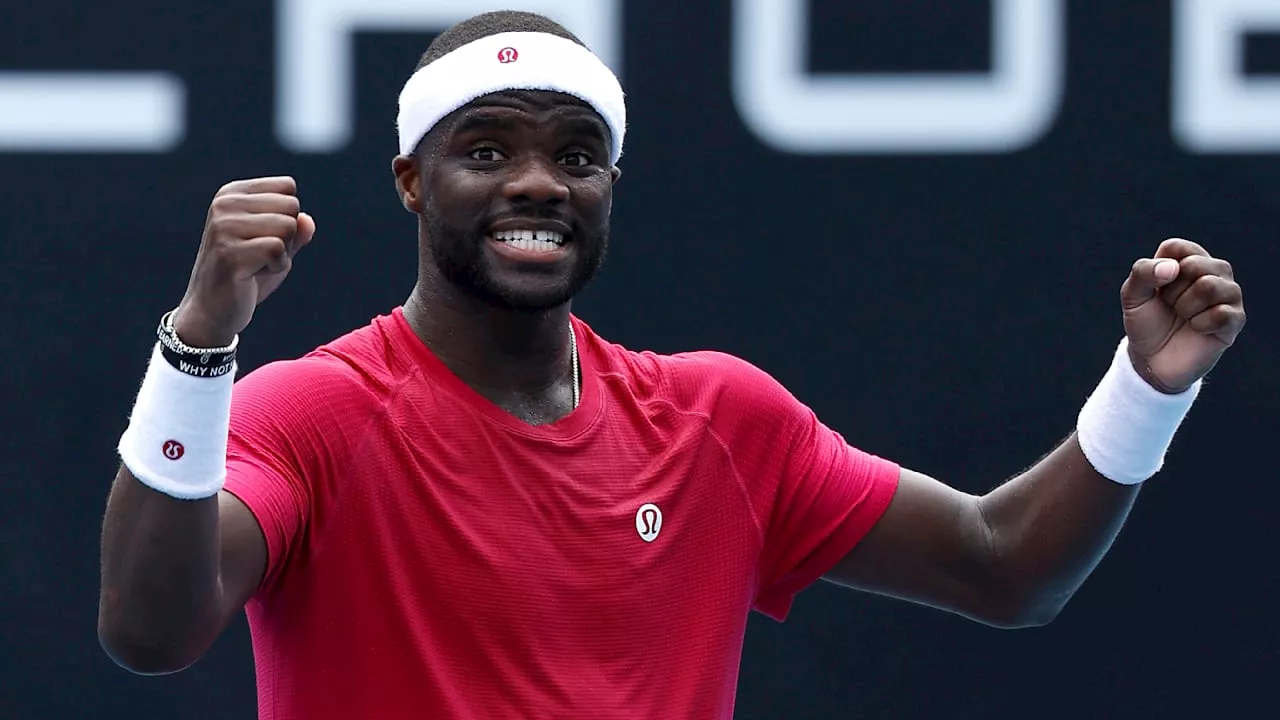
[451,113,527,137]
[450,110,609,146]
[556,116,610,145]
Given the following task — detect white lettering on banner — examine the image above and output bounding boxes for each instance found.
[275,0,622,152]
[731,0,1065,153]
[0,72,184,152]
[1173,0,1280,152]
[3,1,1279,155]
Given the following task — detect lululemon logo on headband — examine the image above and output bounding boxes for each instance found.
[162,440,185,461]
[635,503,662,543]
[497,47,519,64]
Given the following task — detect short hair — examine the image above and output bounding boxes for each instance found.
[415,11,585,72]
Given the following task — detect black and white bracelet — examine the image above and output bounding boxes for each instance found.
[156,310,239,378]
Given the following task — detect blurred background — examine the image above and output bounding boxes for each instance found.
[2,1,1277,717]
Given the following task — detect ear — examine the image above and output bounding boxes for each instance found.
[392,155,424,213]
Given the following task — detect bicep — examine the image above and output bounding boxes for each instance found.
[823,467,1002,622]
[216,490,268,615]
[218,357,345,604]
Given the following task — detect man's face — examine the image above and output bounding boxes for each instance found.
[411,90,618,311]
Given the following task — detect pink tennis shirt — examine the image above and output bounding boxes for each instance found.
[224,308,899,719]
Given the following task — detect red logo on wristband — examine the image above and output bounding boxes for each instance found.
[497,47,519,63]
[162,440,185,460]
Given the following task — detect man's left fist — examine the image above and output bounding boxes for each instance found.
[1119,238,1246,393]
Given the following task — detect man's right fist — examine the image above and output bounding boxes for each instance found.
[173,177,315,348]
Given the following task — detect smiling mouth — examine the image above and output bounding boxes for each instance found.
[491,229,567,253]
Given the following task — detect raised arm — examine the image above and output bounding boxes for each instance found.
[98,177,315,673]
[825,239,1245,628]
[99,479,266,673]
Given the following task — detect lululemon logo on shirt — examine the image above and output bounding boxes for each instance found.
[497,47,519,64]
[635,503,662,543]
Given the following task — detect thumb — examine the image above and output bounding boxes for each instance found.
[293,212,317,255]
[1120,257,1179,310]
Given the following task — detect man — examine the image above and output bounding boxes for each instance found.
[98,10,1246,719]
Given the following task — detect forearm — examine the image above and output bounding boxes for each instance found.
[977,327,1210,620]
[830,244,1238,628]
[99,333,238,672]
[976,433,1140,622]
[98,466,226,673]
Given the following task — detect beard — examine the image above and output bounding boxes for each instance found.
[422,207,609,312]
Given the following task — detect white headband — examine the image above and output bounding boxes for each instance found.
[397,31,626,165]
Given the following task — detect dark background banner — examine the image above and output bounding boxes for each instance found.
[2,2,1277,718]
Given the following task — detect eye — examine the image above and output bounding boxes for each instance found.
[468,146,507,162]
[558,151,593,168]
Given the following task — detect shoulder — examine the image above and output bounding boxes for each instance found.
[231,313,405,426]
[655,350,790,407]
[660,351,806,435]
[582,324,801,428]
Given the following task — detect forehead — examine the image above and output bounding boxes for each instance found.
[446,90,609,138]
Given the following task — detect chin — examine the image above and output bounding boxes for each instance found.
[484,282,578,311]
[476,256,602,311]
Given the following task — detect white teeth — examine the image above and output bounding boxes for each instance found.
[493,229,564,245]
[505,238,559,252]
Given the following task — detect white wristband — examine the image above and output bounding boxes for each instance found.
[1076,338,1201,485]
[117,343,234,499]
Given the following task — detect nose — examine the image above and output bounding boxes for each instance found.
[502,155,569,205]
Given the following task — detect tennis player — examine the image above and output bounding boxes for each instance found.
[98,10,1246,719]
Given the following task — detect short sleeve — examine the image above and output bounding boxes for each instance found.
[222,355,377,596]
[752,401,899,620]
[694,353,899,621]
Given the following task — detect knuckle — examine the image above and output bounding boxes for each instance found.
[209,194,246,219]
[210,194,235,211]
[207,211,236,236]
[1189,276,1221,300]
[267,176,298,196]
[1196,307,1224,327]
[1179,254,1206,270]
[264,241,291,273]
[1191,317,1216,334]
[1213,278,1236,299]
[218,178,256,196]
[207,240,235,267]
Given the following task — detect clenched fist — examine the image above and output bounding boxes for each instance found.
[173,177,315,348]
[1121,238,1246,393]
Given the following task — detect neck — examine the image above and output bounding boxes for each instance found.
[402,279,577,421]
